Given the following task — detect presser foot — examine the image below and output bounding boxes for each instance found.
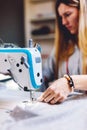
[29,90,37,102]
[23,87,40,103]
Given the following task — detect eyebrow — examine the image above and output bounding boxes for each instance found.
[59,11,72,17]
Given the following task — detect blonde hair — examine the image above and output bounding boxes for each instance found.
[55,0,87,76]
[79,0,87,73]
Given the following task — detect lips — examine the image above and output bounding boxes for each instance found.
[66,26,72,30]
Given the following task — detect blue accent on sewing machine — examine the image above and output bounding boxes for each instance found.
[0,47,42,89]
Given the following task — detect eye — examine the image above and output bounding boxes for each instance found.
[64,13,71,17]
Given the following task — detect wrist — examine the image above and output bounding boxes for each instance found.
[63,74,75,93]
[61,77,73,93]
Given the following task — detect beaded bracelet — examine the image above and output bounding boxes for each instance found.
[64,74,75,92]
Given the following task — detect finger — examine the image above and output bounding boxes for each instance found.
[50,95,67,104]
[50,96,63,104]
[37,94,45,101]
[58,96,67,103]
[42,87,53,98]
[43,93,55,103]
[38,88,53,101]
[43,92,61,103]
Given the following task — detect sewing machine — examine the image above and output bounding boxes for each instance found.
[0,39,43,100]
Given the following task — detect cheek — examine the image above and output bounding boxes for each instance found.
[71,14,79,26]
[71,17,79,34]
[73,19,78,26]
[74,12,79,23]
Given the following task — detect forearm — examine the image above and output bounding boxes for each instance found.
[71,75,87,91]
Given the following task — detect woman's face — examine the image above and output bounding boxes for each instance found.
[58,3,79,34]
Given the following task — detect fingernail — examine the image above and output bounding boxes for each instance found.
[37,97,44,101]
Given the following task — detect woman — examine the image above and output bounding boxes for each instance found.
[42,0,82,90]
[39,0,87,104]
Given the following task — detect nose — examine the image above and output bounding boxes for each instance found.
[62,17,68,26]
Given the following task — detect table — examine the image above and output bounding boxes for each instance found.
[0,86,87,130]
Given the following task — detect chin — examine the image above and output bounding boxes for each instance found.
[70,29,77,35]
[70,31,76,35]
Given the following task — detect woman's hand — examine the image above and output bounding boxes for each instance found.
[38,78,72,104]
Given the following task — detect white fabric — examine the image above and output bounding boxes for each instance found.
[0,88,87,130]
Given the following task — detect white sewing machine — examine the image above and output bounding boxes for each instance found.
[0,39,43,100]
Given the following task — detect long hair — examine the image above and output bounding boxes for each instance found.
[54,0,87,77]
[79,0,87,73]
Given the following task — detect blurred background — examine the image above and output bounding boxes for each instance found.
[0,0,24,47]
[0,0,56,62]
